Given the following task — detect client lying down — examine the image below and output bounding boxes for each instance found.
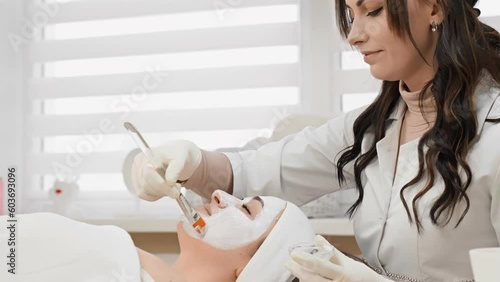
[0,190,314,282]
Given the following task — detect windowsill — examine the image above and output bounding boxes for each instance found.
[83,216,354,236]
[24,196,355,235]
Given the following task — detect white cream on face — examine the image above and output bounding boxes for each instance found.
[181,190,286,250]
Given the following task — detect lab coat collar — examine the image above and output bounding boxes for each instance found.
[375,75,499,190]
[387,97,407,122]
[474,74,500,135]
[386,75,500,134]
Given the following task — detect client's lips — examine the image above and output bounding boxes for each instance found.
[196,205,211,216]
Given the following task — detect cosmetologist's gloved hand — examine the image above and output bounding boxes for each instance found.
[285,235,392,282]
[131,140,202,200]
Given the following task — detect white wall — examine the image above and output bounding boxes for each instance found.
[0,0,25,211]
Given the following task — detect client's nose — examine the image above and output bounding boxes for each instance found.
[211,190,240,208]
[211,192,226,208]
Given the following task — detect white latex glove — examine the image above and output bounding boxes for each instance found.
[131,140,202,200]
[285,235,392,282]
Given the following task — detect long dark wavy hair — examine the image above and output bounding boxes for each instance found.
[335,0,500,231]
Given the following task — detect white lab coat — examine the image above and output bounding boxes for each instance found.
[224,77,500,282]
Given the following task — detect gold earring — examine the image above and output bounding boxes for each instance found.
[431,21,438,32]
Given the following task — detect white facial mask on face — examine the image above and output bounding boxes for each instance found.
[181,190,286,250]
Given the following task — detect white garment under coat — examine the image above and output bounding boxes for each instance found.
[224,77,500,282]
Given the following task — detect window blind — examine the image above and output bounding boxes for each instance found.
[23,0,302,215]
[21,0,499,216]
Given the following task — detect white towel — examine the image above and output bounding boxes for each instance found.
[0,213,141,282]
[237,201,315,282]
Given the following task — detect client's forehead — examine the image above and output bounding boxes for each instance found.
[247,196,264,207]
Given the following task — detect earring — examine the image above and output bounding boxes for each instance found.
[431,21,438,32]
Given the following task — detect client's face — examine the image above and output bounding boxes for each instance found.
[174,191,286,282]
[180,190,286,250]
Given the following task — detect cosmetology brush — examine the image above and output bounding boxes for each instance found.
[123,122,207,236]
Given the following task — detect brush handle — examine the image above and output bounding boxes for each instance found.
[154,162,207,235]
[124,121,206,234]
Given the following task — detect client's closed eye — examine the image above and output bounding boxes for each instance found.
[242,203,252,215]
[240,197,264,220]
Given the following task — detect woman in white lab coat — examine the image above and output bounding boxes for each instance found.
[131,0,500,281]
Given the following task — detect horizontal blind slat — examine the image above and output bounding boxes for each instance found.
[30,22,298,62]
[29,64,299,98]
[30,106,296,136]
[32,152,127,174]
[25,1,303,195]
[37,0,299,24]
